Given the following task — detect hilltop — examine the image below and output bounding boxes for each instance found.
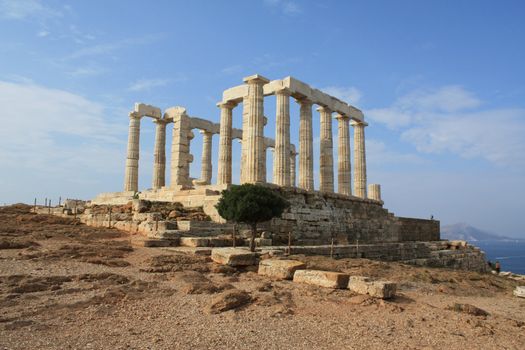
[441,223,522,241]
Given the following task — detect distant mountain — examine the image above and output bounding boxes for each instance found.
[441,223,522,241]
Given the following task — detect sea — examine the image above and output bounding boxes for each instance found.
[474,240,525,275]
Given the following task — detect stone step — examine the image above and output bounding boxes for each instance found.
[132,238,179,248]
[179,236,245,248]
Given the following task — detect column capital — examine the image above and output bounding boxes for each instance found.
[129,111,141,119]
[350,120,369,127]
[153,118,168,125]
[295,96,313,106]
[316,105,332,113]
[335,113,350,121]
[243,74,270,85]
[217,101,238,109]
[275,86,292,96]
[199,129,213,136]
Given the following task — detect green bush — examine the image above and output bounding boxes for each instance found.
[215,184,289,252]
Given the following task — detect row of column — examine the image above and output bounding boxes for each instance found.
[123,84,368,198]
[216,83,368,199]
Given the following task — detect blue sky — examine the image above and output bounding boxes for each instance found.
[1,0,524,237]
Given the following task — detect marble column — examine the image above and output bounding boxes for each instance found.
[217,101,236,185]
[152,119,167,190]
[273,87,291,187]
[351,121,368,198]
[297,98,314,191]
[241,74,269,184]
[318,106,334,193]
[336,113,351,195]
[290,149,297,187]
[170,112,192,187]
[200,130,213,184]
[368,184,381,202]
[123,112,141,192]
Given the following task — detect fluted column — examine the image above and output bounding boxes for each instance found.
[200,130,213,184]
[152,119,167,189]
[170,111,192,187]
[123,112,141,192]
[241,75,269,184]
[297,98,314,191]
[290,148,297,187]
[336,114,351,195]
[352,120,368,198]
[274,87,291,186]
[318,106,334,193]
[217,101,236,185]
[368,184,381,202]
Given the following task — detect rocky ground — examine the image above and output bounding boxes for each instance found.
[0,204,524,350]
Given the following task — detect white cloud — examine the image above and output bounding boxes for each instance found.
[401,109,525,165]
[0,0,61,20]
[128,78,170,92]
[322,86,362,105]
[366,139,427,166]
[283,2,301,15]
[264,0,302,16]
[0,80,125,180]
[67,66,106,77]
[37,30,49,37]
[366,85,525,167]
[66,34,163,60]
[221,65,243,75]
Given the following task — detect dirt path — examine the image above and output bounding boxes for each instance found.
[1,205,523,349]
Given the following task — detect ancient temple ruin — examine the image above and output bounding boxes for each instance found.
[91,74,441,244]
[37,73,487,271]
[121,74,374,199]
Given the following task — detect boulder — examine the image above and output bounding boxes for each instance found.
[347,276,397,299]
[293,269,349,289]
[514,286,525,298]
[211,248,258,266]
[447,303,489,316]
[258,259,306,280]
[206,289,252,314]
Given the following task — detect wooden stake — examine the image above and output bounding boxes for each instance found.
[108,206,112,228]
[287,231,292,255]
[232,223,236,248]
[33,198,36,212]
[155,216,159,232]
[59,196,61,206]
[330,237,334,259]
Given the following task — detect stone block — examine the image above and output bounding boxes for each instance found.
[211,248,258,266]
[179,237,210,247]
[258,259,306,280]
[293,270,349,289]
[514,286,525,298]
[348,276,397,299]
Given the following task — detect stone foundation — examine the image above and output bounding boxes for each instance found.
[269,187,439,245]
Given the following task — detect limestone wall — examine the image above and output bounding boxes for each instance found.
[396,217,440,242]
[269,188,440,245]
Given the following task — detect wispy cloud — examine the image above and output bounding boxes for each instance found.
[264,0,302,16]
[36,30,49,37]
[128,78,170,92]
[66,34,163,60]
[67,66,106,78]
[322,86,362,105]
[0,0,62,20]
[366,85,525,167]
[221,64,243,75]
[0,80,127,200]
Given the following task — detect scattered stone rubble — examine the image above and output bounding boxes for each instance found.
[514,286,525,298]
